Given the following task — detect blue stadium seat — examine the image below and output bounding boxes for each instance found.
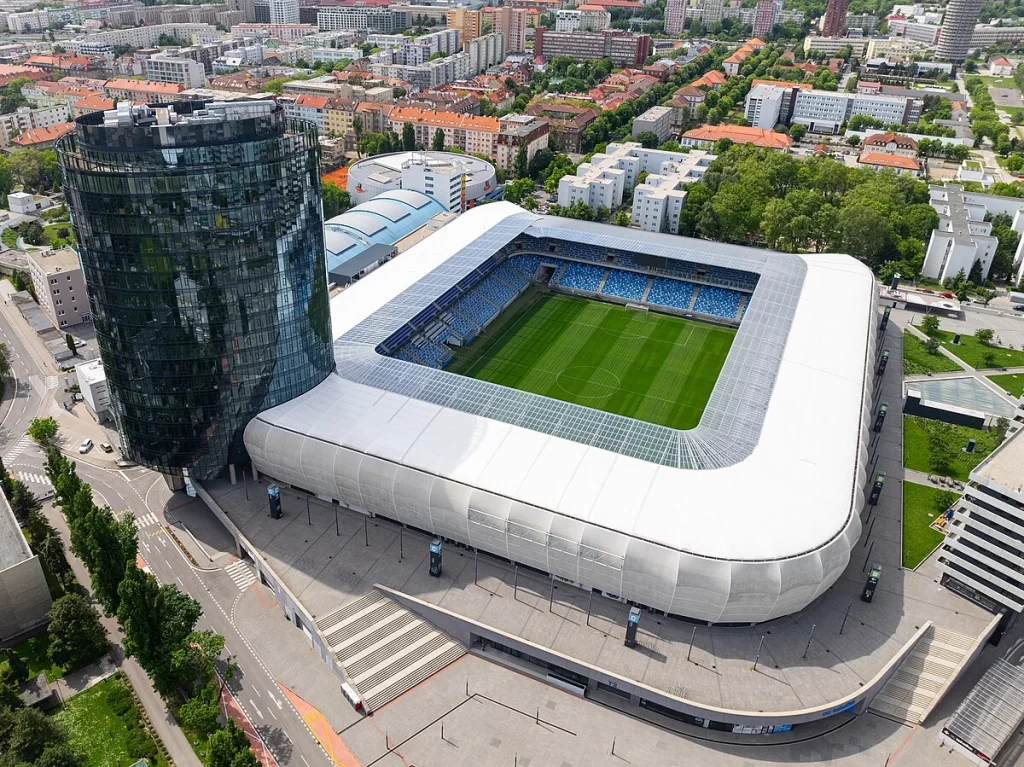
[557,262,605,292]
[647,278,696,310]
[601,270,648,302]
[693,285,742,319]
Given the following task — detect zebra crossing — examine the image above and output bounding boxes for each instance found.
[45,375,59,390]
[16,471,51,486]
[225,560,257,591]
[133,512,158,529]
[3,436,34,462]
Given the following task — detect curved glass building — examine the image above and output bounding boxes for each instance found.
[57,100,334,480]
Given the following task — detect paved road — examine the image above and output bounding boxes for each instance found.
[0,300,330,766]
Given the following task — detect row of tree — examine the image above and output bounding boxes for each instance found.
[42,448,260,767]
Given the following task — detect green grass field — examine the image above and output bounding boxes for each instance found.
[987,373,1024,398]
[902,481,953,569]
[447,291,735,430]
[928,328,1024,369]
[902,331,964,375]
[903,415,1004,482]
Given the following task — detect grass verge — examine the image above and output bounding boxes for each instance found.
[928,328,1024,369]
[903,415,1005,481]
[902,481,952,569]
[987,372,1024,398]
[902,330,964,375]
[8,632,63,682]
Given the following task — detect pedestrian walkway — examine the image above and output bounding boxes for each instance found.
[54,655,117,701]
[15,470,50,486]
[4,436,34,461]
[277,683,361,767]
[225,559,257,591]
[219,682,278,767]
[44,375,58,390]
[133,512,158,529]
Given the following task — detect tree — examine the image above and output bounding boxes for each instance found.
[919,314,940,335]
[975,328,994,345]
[321,181,350,220]
[19,219,43,245]
[0,156,14,202]
[401,121,415,151]
[634,131,660,149]
[9,481,41,526]
[0,77,31,115]
[925,336,941,354]
[352,116,363,157]
[431,128,445,151]
[502,177,534,204]
[79,506,137,616]
[65,333,75,357]
[207,720,258,767]
[789,124,807,142]
[27,417,59,445]
[514,144,529,179]
[968,258,985,285]
[615,210,630,226]
[47,594,108,671]
[1,707,66,763]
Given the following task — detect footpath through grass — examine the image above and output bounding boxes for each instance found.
[447,290,735,430]
[903,415,1005,481]
[987,372,1024,398]
[52,675,168,767]
[902,481,953,569]
[902,331,963,375]
[928,328,1024,369]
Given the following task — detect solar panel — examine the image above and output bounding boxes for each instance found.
[333,212,806,470]
[336,212,387,237]
[324,229,358,257]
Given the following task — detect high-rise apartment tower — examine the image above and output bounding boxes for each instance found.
[937,0,982,63]
[820,0,848,37]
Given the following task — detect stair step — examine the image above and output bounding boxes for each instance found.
[316,591,384,632]
[351,632,452,690]
[333,612,417,661]
[325,601,401,649]
[344,622,435,678]
[362,644,466,712]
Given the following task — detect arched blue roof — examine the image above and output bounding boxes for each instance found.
[324,190,446,273]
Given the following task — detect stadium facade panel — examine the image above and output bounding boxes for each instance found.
[246,203,877,623]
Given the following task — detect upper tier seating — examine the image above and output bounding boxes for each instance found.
[693,285,742,319]
[557,262,605,293]
[647,277,696,310]
[601,270,648,302]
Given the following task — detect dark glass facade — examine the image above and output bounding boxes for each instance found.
[58,101,334,480]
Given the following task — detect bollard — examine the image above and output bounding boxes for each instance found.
[803,624,815,659]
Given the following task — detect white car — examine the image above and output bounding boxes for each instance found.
[78,439,93,454]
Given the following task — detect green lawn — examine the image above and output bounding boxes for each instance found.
[42,222,74,248]
[903,415,1005,481]
[52,675,168,767]
[8,632,63,682]
[987,373,1024,397]
[903,331,964,375]
[902,481,952,569]
[446,291,735,430]
[927,328,1024,369]
[974,74,1019,88]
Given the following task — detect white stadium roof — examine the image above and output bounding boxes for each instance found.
[247,202,877,623]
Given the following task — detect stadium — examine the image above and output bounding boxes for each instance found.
[245,202,878,624]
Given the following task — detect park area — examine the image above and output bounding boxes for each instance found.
[903,415,1006,482]
[902,331,963,375]
[902,481,954,569]
[987,372,1024,397]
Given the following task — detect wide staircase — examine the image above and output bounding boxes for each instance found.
[869,626,976,725]
[315,589,465,712]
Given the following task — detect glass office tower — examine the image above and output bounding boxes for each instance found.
[58,101,334,480]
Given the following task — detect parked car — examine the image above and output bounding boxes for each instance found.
[99,442,113,453]
[1014,305,1024,312]
[78,438,93,454]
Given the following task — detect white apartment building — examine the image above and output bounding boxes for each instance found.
[631,152,715,233]
[744,83,787,129]
[230,23,316,41]
[467,32,505,74]
[888,18,942,44]
[25,248,90,329]
[280,94,328,131]
[555,7,612,32]
[632,105,674,144]
[269,0,299,25]
[558,142,712,214]
[865,35,929,58]
[6,9,49,33]
[939,427,1024,614]
[802,36,869,56]
[923,185,998,282]
[396,29,459,65]
[970,24,1024,49]
[369,52,471,90]
[316,6,395,32]
[311,47,363,64]
[366,33,408,48]
[0,104,70,147]
[64,24,221,54]
[745,84,917,134]
[143,55,206,88]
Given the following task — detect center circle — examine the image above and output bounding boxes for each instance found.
[555,366,621,400]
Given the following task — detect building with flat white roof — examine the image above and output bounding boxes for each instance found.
[76,358,111,423]
[558,142,712,214]
[25,247,90,329]
[244,202,878,624]
[746,84,921,134]
[143,55,206,88]
[923,184,999,283]
[347,151,497,211]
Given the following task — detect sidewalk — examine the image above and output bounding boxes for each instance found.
[53,654,117,702]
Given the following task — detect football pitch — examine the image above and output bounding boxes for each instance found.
[446,291,735,430]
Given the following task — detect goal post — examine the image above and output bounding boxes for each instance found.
[625,303,649,312]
